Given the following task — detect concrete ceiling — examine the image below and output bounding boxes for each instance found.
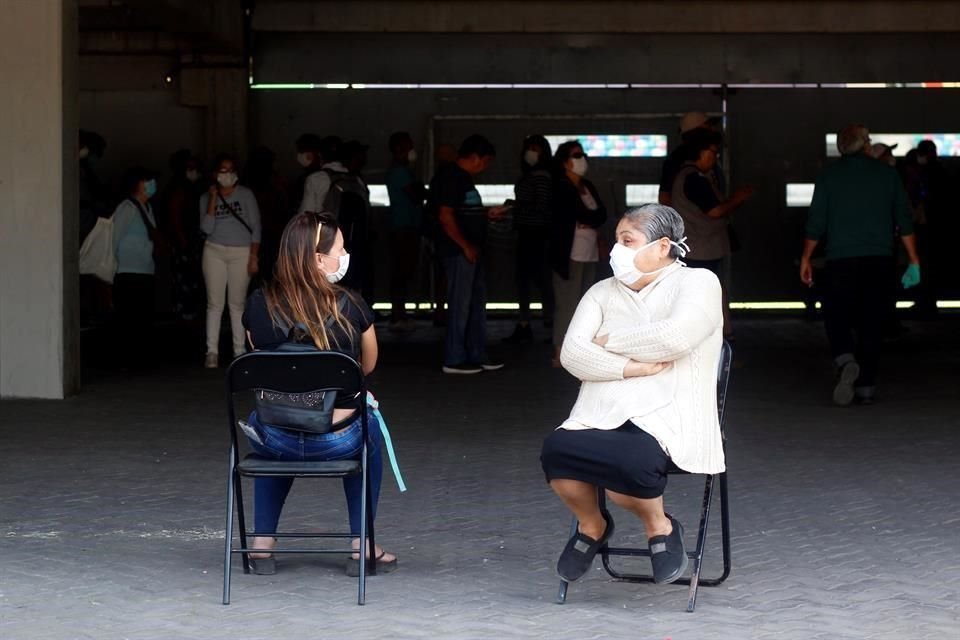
[253,0,960,34]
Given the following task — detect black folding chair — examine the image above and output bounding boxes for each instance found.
[557,340,733,612]
[222,351,376,605]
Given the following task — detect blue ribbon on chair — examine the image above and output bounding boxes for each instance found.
[366,392,407,492]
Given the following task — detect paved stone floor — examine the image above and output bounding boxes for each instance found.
[2,315,959,639]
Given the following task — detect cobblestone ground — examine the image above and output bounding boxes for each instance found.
[2,316,959,640]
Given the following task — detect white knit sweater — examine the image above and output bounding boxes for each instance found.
[558,264,726,474]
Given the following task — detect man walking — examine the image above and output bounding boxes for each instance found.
[800,124,920,405]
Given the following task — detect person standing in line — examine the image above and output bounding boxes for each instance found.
[506,134,555,345]
[434,134,510,374]
[291,133,324,216]
[800,124,921,406]
[550,140,607,367]
[658,111,725,207]
[914,139,950,318]
[200,155,262,368]
[669,129,752,338]
[424,143,459,326]
[163,149,205,321]
[298,135,347,215]
[385,131,425,329]
[111,167,160,369]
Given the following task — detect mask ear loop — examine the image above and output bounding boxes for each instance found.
[672,236,690,266]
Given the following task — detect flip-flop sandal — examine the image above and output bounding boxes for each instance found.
[346,550,398,577]
[557,509,615,582]
[248,555,276,575]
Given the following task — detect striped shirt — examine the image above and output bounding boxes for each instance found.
[513,169,552,228]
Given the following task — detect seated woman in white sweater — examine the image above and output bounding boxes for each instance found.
[541,203,724,585]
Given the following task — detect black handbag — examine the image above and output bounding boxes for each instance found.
[253,297,355,435]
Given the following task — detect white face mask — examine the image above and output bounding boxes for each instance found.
[217,172,238,188]
[524,149,540,166]
[407,149,418,163]
[185,169,200,182]
[609,237,690,285]
[570,157,588,176]
[325,253,350,283]
[297,152,312,167]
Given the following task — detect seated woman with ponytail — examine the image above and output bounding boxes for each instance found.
[241,211,399,576]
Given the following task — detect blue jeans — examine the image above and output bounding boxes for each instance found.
[246,410,383,536]
[443,254,488,366]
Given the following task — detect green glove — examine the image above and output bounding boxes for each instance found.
[901,263,921,289]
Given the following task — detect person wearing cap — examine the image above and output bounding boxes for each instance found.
[658,111,723,207]
[669,129,752,338]
[800,124,921,405]
[871,142,898,168]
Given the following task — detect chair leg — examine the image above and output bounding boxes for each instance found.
[555,515,579,604]
[357,443,368,606]
[685,474,716,613]
[366,452,377,579]
[223,445,237,605]
[718,472,731,582]
[234,470,250,575]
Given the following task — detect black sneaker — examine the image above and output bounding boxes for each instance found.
[442,363,483,375]
[649,514,688,584]
[503,324,534,344]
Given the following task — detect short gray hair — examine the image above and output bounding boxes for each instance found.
[621,204,686,258]
[837,124,870,156]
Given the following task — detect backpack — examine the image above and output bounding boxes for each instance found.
[322,170,370,249]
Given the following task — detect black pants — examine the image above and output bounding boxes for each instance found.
[824,257,893,389]
[515,226,555,324]
[113,273,156,368]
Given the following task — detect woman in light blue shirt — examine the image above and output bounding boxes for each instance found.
[111,166,159,368]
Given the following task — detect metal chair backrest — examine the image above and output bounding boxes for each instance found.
[716,340,733,436]
[225,350,366,444]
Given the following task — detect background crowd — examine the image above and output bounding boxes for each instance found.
[76,115,955,383]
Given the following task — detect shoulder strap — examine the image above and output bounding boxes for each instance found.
[276,294,349,342]
[217,191,254,235]
[127,198,156,234]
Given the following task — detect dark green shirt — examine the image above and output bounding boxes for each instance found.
[806,154,914,260]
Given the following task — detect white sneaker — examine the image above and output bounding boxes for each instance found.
[205,353,218,369]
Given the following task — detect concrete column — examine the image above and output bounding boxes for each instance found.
[0,0,79,398]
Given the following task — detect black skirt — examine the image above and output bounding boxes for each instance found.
[540,422,670,499]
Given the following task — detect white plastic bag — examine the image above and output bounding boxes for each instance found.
[79,216,117,284]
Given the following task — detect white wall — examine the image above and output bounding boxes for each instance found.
[0,0,79,398]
